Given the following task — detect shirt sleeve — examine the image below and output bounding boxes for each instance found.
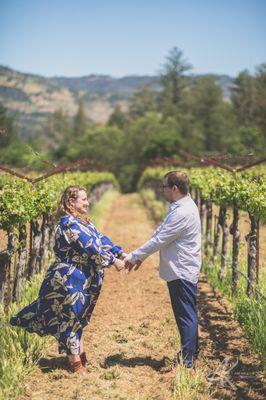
[63,221,115,268]
[127,210,187,263]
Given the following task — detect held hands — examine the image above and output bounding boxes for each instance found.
[113,258,125,272]
[124,257,142,274]
[112,255,142,273]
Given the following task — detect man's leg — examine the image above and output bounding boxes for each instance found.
[167,278,198,368]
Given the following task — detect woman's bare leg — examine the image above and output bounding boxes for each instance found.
[80,335,84,353]
[67,354,80,363]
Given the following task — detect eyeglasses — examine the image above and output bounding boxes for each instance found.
[161,184,170,189]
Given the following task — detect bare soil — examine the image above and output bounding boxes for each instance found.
[16,194,265,400]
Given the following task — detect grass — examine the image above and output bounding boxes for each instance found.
[173,363,212,400]
[204,257,266,369]
[0,274,53,400]
[0,190,118,400]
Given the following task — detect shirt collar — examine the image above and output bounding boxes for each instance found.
[169,193,191,210]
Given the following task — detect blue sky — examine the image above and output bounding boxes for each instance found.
[0,0,265,78]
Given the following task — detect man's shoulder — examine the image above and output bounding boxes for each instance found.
[171,199,199,220]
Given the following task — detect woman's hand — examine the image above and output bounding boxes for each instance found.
[113,258,125,272]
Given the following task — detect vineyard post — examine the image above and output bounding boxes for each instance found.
[212,207,223,259]
[12,224,27,302]
[199,195,206,233]
[205,199,213,257]
[194,188,199,207]
[28,220,42,278]
[218,207,229,281]
[230,205,240,296]
[246,214,259,297]
[47,214,57,255]
[38,213,50,273]
[0,249,8,305]
[0,229,17,306]
[256,221,260,283]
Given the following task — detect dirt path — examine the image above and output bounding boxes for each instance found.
[18,194,265,400]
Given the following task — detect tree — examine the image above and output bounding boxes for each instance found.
[231,65,266,154]
[232,70,256,127]
[142,116,183,159]
[0,104,16,148]
[187,77,237,152]
[108,105,128,129]
[73,102,88,137]
[129,84,159,119]
[160,47,192,113]
[254,64,266,140]
[46,109,70,152]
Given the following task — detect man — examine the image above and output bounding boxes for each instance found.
[125,170,201,369]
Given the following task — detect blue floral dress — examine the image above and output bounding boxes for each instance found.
[10,215,123,355]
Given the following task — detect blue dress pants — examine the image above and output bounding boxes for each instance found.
[167,278,199,368]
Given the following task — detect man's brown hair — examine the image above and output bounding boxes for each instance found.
[164,171,189,195]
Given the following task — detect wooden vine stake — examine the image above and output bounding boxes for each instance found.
[12,224,27,302]
[218,207,229,281]
[38,213,50,273]
[246,214,259,297]
[205,199,212,257]
[28,220,42,278]
[199,195,206,233]
[0,250,9,305]
[0,229,17,310]
[230,205,240,296]
[213,212,221,259]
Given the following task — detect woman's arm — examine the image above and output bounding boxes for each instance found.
[63,221,116,269]
[100,235,124,258]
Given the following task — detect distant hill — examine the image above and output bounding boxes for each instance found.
[0,66,234,140]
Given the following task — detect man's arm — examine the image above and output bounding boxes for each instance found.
[126,211,187,266]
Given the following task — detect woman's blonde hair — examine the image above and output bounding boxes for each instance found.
[59,185,90,224]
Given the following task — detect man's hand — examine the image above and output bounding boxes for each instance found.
[124,258,142,274]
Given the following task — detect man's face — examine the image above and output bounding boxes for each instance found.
[162,178,174,202]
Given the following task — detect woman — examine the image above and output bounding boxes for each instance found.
[10,185,125,375]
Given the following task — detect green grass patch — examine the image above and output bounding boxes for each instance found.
[204,258,266,369]
[0,274,53,400]
[173,363,212,400]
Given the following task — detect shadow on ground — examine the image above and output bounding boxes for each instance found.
[101,353,171,371]
[38,356,68,373]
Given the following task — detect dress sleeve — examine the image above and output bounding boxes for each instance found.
[100,235,123,258]
[63,221,115,268]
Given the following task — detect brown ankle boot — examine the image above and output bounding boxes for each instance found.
[69,360,87,375]
[80,352,87,367]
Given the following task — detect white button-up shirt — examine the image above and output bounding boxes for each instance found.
[127,194,201,284]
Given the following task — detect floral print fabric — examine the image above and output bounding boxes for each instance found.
[10,215,123,355]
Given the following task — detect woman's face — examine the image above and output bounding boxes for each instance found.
[71,190,89,216]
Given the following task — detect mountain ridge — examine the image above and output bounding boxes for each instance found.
[0,65,234,139]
